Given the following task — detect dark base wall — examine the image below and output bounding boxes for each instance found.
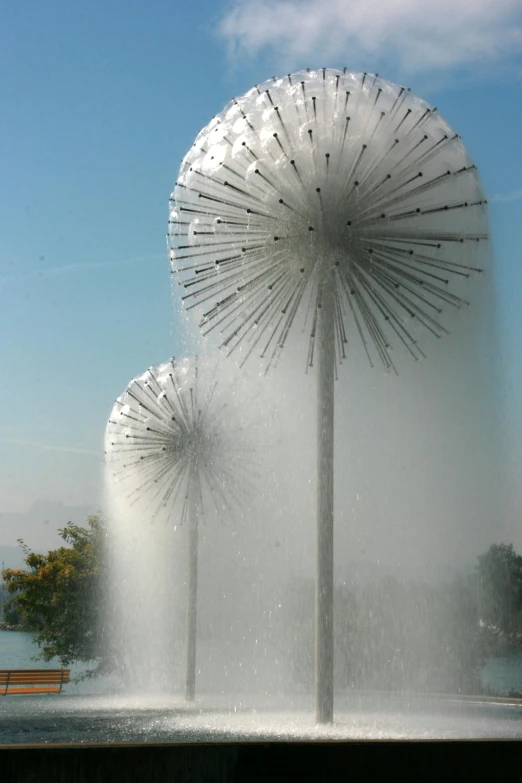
[1,741,521,783]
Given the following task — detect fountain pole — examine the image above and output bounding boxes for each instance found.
[315,276,335,724]
[185,468,199,702]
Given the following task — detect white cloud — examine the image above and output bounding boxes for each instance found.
[491,189,522,203]
[219,0,522,75]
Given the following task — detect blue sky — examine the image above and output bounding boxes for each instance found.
[1,0,521,520]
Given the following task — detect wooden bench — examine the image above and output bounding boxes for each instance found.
[0,668,70,695]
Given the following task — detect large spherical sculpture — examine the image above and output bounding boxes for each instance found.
[168,69,489,722]
[105,356,262,701]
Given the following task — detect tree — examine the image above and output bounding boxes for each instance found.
[1,593,22,625]
[1,515,121,679]
[477,543,522,632]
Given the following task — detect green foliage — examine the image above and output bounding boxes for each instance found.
[2,596,22,625]
[1,515,119,678]
[477,543,522,632]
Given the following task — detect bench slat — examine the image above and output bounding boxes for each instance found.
[0,675,70,682]
[0,672,70,678]
[1,678,69,684]
[2,687,62,695]
[0,669,71,673]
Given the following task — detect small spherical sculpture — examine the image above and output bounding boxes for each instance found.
[168,69,489,723]
[105,357,253,519]
[105,356,261,701]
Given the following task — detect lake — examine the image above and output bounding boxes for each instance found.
[1,630,522,743]
[0,631,107,695]
[3,631,522,697]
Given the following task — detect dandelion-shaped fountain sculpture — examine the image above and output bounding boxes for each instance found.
[168,69,489,723]
[105,356,262,702]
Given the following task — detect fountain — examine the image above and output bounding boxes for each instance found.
[2,71,520,765]
[168,68,489,723]
[104,356,272,700]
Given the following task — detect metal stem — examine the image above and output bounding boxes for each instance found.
[315,275,335,724]
[185,469,199,702]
